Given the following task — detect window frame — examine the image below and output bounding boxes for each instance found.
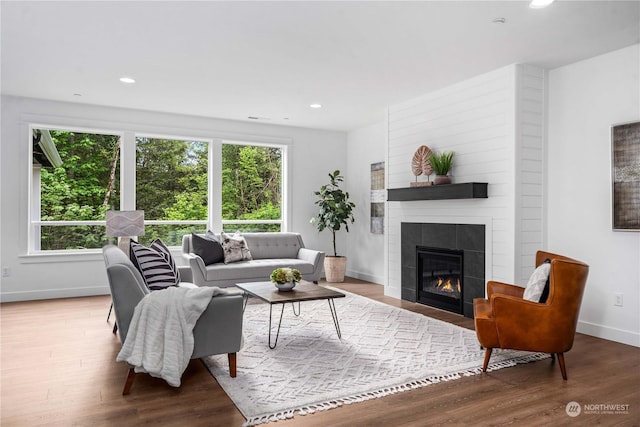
[28,123,124,254]
[218,139,288,233]
[27,123,290,255]
[134,133,212,245]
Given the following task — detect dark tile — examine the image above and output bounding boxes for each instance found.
[456,224,485,251]
[463,276,485,303]
[401,223,421,268]
[401,288,416,302]
[464,250,485,279]
[463,301,475,318]
[402,267,416,292]
[421,223,457,249]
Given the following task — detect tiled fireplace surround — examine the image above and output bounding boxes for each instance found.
[401,222,485,318]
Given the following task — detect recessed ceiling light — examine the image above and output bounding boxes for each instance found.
[73,93,82,97]
[529,0,555,9]
[119,77,136,84]
[310,103,322,109]
[492,17,506,24]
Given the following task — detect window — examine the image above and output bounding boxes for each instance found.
[221,142,283,232]
[135,136,209,246]
[31,128,121,251]
[29,125,288,253]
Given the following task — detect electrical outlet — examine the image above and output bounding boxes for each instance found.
[1,267,9,277]
[614,293,623,307]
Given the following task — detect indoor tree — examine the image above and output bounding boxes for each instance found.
[311,170,355,282]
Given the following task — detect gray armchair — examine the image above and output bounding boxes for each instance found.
[102,245,243,394]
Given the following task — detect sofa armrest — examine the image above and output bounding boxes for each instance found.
[184,252,208,286]
[192,292,244,358]
[178,265,193,283]
[298,247,325,282]
[486,281,525,299]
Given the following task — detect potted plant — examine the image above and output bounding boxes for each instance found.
[429,151,455,185]
[311,170,355,282]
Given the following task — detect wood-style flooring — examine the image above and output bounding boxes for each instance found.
[2,278,639,426]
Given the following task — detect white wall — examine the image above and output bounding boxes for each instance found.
[342,47,639,347]
[547,44,640,347]
[345,121,387,284]
[384,64,545,299]
[0,96,347,302]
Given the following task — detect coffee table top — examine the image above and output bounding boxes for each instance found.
[236,281,345,304]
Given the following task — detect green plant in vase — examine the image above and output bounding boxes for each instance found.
[311,170,355,282]
[429,151,455,185]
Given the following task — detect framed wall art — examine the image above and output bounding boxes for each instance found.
[370,161,385,234]
[611,121,640,231]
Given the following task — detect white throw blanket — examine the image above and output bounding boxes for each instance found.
[116,286,225,387]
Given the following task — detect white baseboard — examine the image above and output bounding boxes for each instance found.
[577,320,640,347]
[345,269,384,285]
[0,286,110,303]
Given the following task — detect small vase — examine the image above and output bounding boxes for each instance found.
[274,281,297,291]
[434,175,451,185]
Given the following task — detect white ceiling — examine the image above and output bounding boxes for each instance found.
[2,1,639,132]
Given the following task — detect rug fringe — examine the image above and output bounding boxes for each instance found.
[241,352,550,426]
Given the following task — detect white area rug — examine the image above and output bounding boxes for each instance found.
[204,288,548,426]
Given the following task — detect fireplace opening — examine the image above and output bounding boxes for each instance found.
[417,247,463,314]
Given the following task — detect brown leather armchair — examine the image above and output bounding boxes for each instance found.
[473,250,589,380]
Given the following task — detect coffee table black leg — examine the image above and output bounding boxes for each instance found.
[291,301,301,316]
[268,303,286,349]
[328,298,342,339]
[241,292,249,312]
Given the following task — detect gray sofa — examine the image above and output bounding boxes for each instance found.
[182,232,325,287]
[102,245,243,394]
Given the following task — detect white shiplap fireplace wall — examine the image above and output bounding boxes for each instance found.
[385,64,544,299]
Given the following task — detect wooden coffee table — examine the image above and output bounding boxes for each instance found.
[236,281,345,349]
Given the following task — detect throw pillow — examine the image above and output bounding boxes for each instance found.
[130,239,181,291]
[191,231,224,265]
[220,231,253,264]
[538,259,552,303]
[523,259,551,302]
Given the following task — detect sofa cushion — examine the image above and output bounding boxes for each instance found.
[242,232,302,259]
[192,231,224,265]
[204,258,314,282]
[130,239,180,290]
[221,232,253,264]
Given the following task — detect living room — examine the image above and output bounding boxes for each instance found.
[1,1,639,426]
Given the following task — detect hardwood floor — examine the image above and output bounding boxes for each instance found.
[2,278,639,426]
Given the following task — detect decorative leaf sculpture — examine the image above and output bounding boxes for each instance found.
[411,145,433,177]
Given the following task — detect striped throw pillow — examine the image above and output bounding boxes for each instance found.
[130,239,181,291]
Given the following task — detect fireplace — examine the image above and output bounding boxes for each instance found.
[417,247,463,314]
[401,222,485,318]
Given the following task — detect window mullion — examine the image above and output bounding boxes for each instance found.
[121,131,137,210]
[210,139,223,231]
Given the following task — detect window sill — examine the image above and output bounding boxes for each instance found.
[19,250,104,264]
